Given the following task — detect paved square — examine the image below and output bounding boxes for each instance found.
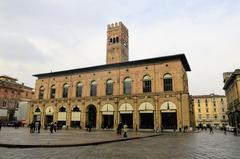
[0,128,239,159]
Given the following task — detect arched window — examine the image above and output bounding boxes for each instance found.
[124,77,132,95]
[163,73,173,91]
[143,75,151,93]
[76,82,82,97]
[62,83,69,98]
[59,106,66,112]
[35,107,41,112]
[113,37,116,43]
[106,79,113,95]
[90,81,97,96]
[116,37,119,43]
[50,85,56,99]
[39,86,44,99]
[72,106,80,112]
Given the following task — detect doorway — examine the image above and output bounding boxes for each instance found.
[161,112,177,129]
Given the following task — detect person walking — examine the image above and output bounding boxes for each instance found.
[123,123,128,137]
[209,126,214,134]
[38,122,41,133]
[223,126,227,135]
[0,120,2,131]
[50,122,54,134]
[117,122,123,135]
[53,122,57,132]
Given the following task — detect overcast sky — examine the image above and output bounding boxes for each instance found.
[0,0,239,95]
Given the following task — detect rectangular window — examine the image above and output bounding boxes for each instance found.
[91,85,97,96]
[198,109,201,113]
[164,79,172,91]
[62,88,68,98]
[214,115,217,119]
[124,82,131,95]
[198,114,201,119]
[51,88,56,99]
[206,108,208,113]
[222,108,224,112]
[76,86,82,97]
[223,115,225,119]
[214,108,216,112]
[143,80,151,93]
[106,83,113,95]
[198,103,200,107]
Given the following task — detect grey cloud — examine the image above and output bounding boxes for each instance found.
[0,35,49,62]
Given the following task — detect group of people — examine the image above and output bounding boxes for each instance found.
[29,121,41,133]
[117,122,128,137]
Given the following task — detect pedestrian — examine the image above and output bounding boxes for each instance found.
[223,126,227,135]
[53,122,57,132]
[50,122,54,134]
[209,126,214,134]
[38,122,41,133]
[88,122,92,132]
[233,127,237,136]
[0,120,2,131]
[30,122,34,133]
[123,123,128,137]
[117,122,123,135]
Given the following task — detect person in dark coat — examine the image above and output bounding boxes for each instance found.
[209,126,214,134]
[117,122,123,135]
[38,122,41,133]
[0,120,2,131]
[50,122,54,134]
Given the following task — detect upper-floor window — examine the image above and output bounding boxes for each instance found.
[221,98,224,104]
[214,108,216,112]
[50,85,56,99]
[198,99,200,103]
[223,115,226,119]
[206,108,209,113]
[106,79,113,95]
[124,77,132,95]
[198,109,201,113]
[59,106,66,112]
[206,114,209,119]
[163,73,172,91]
[62,84,69,98]
[143,75,151,93]
[39,86,44,99]
[73,106,80,112]
[222,108,225,112]
[198,114,201,119]
[90,81,97,96]
[76,82,83,97]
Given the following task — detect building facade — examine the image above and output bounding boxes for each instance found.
[223,70,240,129]
[29,22,192,131]
[193,94,228,127]
[0,75,33,121]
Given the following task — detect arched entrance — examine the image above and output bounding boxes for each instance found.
[33,107,41,122]
[57,106,67,128]
[119,103,133,128]
[101,104,114,129]
[139,102,154,129]
[71,106,81,128]
[160,102,177,130]
[86,105,97,128]
[45,106,54,126]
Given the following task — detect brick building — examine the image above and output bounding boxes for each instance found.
[0,75,33,121]
[29,22,192,131]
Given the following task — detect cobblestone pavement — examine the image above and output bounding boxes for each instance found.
[0,128,239,159]
[0,127,155,146]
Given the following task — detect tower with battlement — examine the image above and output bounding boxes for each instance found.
[106,22,129,64]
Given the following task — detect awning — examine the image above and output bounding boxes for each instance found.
[101,104,114,115]
[160,101,177,110]
[139,102,154,113]
[71,112,81,121]
[58,112,66,121]
[119,103,133,114]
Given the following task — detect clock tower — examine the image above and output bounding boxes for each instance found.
[106,22,129,64]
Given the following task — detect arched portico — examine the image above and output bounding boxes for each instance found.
[139,102,154,129]
[160,102,177,130]
[86,105,97,128]
[101,104,114,129]
[45,106,54,126]
[119,103,133,128]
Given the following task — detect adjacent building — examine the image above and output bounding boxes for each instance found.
[193,94,228,127]
[223,70,240,129]
[0,75,33,122]
[29,22,192,131]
